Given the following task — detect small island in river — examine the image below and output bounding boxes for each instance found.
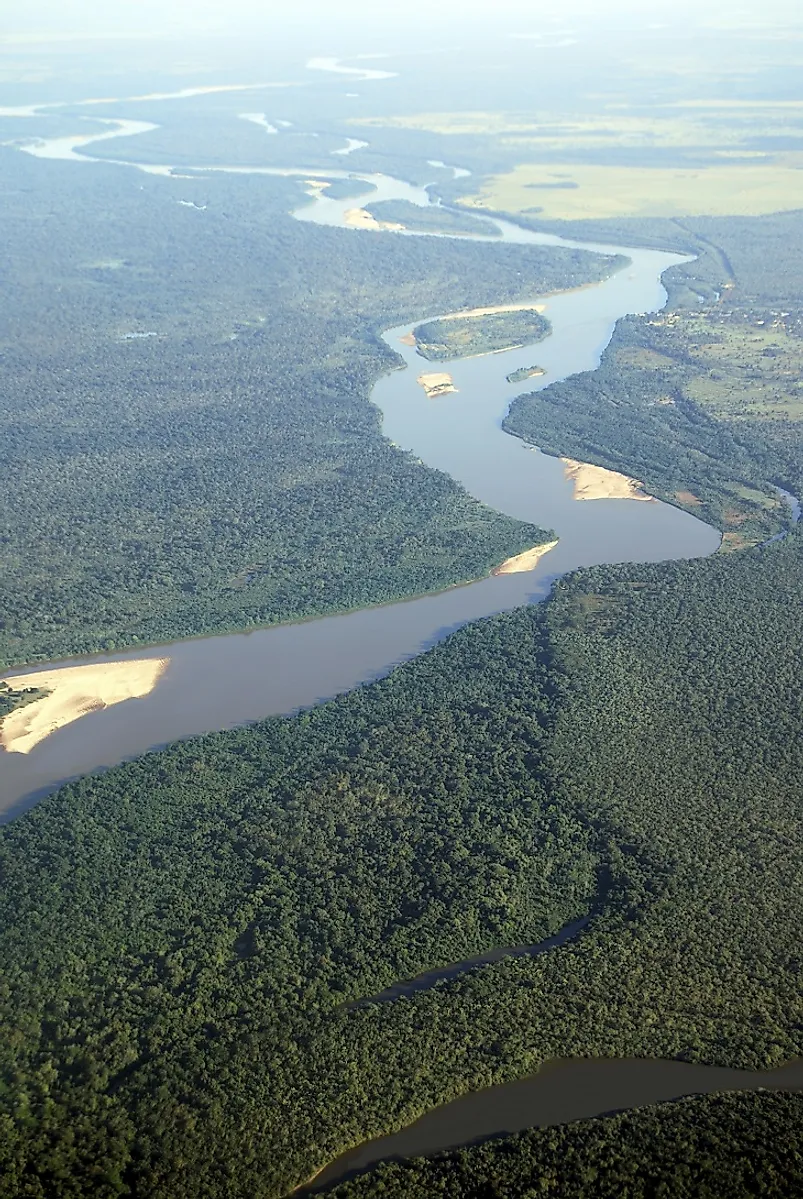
[363,199,501,238]
[413,307,551,362]
[417,371,458,398]
[507,364,546,384]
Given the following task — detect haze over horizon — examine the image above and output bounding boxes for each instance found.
[4,0,803,41]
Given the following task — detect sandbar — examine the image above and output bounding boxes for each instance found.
[440,302,547,322]
[417,371,457,398]
[494,540,558,574]
[561,458,652,502]
[344,207,405,231]
[304,179,331,199]
[0,658,169,755]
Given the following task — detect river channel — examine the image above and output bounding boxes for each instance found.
[0,111,719,818]
[1,86,794,1192]
[305,1056,803,1192]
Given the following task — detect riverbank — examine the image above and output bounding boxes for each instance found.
[561,458,653,502]
[0,112,718,818]
[1,659,169,755]
[303,1057,803,1194]
[493,540,558,574]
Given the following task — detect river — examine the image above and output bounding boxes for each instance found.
[306,1056,803,1192]
[0,86,792,1192]
[0,112,718,822]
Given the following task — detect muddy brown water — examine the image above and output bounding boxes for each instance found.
[2,114,718,821]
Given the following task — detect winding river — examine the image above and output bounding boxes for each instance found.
[0,87,795,1191]
[0,109,720,818]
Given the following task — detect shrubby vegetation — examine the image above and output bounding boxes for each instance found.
[507,364,545,383]
[0,682,43,719]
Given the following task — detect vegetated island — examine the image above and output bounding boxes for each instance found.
[417,371,457,398]
[413,307,551,362]
[363,200,501,238]
[507,364,546,384]
[305,178,377,202]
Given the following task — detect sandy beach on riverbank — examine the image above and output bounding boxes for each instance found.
[1,659,169,755]
[345,207,405,231]
[493,540,558,574]
[561,458,652,502]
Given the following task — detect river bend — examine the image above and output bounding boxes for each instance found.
[0,107,718,817]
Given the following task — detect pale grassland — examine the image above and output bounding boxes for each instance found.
[462,162,803,220]
[355,106,803,219]
[353,109,803,152]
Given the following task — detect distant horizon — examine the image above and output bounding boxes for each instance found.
[4,0,803,42]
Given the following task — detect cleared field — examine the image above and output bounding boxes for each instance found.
[464,162,803,220]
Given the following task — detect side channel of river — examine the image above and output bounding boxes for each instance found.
[0,113,718,822]
[305,1056,803,1192]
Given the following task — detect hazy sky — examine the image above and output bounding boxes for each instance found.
[4,0,802,40]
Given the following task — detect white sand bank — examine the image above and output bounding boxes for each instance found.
[417,371,457,398]
[493,540,558,574]
[440,302,547,322]
[561,458,652,502]
[344,207,405,231]
[1,658,169,755]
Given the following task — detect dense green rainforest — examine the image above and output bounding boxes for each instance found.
[2,188,803,1189]
[2,497,802,1197]
[0,151,618,667]
[2,123,803,1194]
